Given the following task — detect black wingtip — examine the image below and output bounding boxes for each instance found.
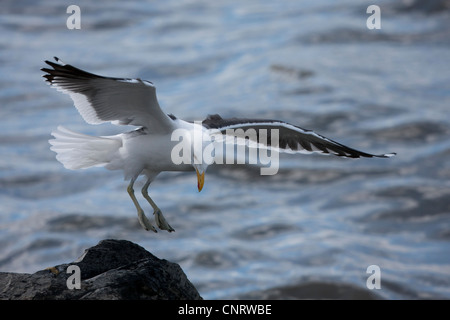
[41,58,63,83]
[43,57,64,68]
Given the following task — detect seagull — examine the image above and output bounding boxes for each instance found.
[42,57,395,233]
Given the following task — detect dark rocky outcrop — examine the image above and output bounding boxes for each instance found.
[0,239,202,300]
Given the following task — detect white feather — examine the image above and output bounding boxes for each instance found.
[49,126,122,170]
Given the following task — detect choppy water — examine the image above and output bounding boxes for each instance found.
[1,0,450,299]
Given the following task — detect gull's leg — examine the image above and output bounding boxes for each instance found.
[142,178,175,232]
[127,177,157,232]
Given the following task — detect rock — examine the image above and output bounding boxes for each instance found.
[0,239,202,300]
[237,280,381,300]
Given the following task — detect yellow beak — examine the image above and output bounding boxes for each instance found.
[196,169,205,192]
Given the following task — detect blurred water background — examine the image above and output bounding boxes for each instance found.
[1,0,449,299]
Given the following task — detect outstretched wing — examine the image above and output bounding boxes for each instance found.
[203,114,396,158]
[41,57,174,133]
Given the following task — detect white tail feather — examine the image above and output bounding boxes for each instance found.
[49,126,122,170]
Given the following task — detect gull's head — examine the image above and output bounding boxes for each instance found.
[188,122,214,192]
